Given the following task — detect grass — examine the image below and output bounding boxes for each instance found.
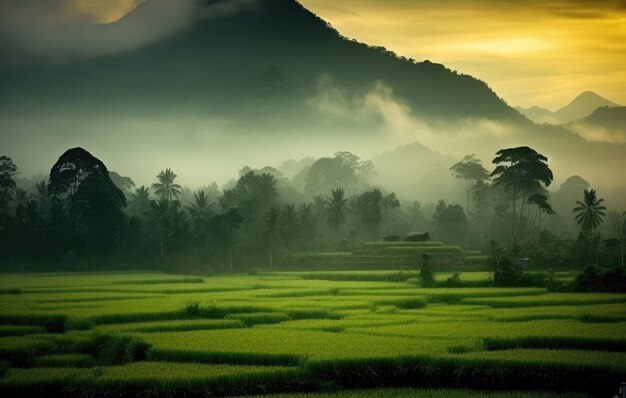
[244,389,586,397]
[0,270,624,396]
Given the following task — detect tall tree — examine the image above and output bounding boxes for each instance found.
[325,188,348,237]
[261,207,282,269]
[152,169,182,202]
[608,210,625,268]
[527,192,555,242]
[34,180,50,215]
[450,154,489,215]
[573,189,607,236]
[0,156,18,213]
[356,189,384,240]
[209,209,243,271]
[48,148,110,204]
[491,146,553,237]
[128,186,152,217]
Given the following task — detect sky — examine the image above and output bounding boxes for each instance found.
[299,0,626,110]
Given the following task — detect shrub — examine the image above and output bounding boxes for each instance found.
[493,257,522,287]
[573,266,626,292]
[418,253,435,287]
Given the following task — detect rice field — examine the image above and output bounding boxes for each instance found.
[0,271,624,397]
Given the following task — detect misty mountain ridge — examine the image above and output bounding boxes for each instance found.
[0,0,624,207]
[517,91,621,125]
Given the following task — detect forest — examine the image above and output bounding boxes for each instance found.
[1,146,624,292]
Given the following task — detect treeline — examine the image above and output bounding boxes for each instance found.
[0,146,624,273]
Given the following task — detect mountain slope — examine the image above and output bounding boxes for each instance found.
[554,91,620,123]
[515,105,560,124]
[0,0,522,125]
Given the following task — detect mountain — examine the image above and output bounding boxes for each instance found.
[566,106,626,144]
[515,105,560,124]
[581,106,626,132]
[517,91,621,125]
[0,0,522,125]
[0,0,624,206]
[554,91,620,123]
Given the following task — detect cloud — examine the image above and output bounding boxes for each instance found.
[308,76,514,155]
[0,0,258,63]
[569,121,626,144]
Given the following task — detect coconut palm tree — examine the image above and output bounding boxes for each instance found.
[573,189,607,235]
[186,190,214,221]
[261,207,282,269]
[34,180,50,215]
[325,188,348,236]
[152,169,182,202]
[128,186,151,217]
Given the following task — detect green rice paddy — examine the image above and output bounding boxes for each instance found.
[0,271,624,397]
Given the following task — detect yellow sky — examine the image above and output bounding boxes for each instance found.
[66,0,144,23]
[299,0,626,109]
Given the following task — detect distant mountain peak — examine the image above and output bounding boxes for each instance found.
[555,91,620,123]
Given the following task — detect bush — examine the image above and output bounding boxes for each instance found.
[493,257,522,287]
[418,253,435,287]
[573,266,626,293]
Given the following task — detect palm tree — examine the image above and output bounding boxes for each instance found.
[573,189,607,235]
[152,169,182,201]
[34,180,50,215]
[186,190,214,221]
[261,207,282,269]
[129,186,151,216]
[326,188,348,236]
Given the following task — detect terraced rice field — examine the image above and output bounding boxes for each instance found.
[0,271,624,397]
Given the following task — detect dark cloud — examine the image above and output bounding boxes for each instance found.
[0,0,258,64]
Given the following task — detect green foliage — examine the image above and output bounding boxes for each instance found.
[493,257,523,287]
[418,253,435,287]
[573,266,626,293]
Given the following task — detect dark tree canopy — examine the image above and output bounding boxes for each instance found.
[491,146,554,192]
[48,147,110,198]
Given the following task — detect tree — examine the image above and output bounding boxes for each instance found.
[109,171,136,197]
[209,209,243,271]
[325,188,348,237]
[573,189,607,236]
[608,210,625,268]
[34,180,50,215]
[186,191,214,222]
[450,154,489,215]
[186,190,214,247]
[433,203,467,244]
[48,148,109,203]
[527,192,555,242]
[152,169,182,201]
[573,189,607,266]
[356,189,384,240]
[0,156,18,213]
[72,172,127,255]
[261,207,282,269]
[491,146,553,237]
[128,186,152,217]
[304,156,358,198]
[147,199,189,261]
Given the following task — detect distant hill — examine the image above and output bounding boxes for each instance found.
[517,91,621,125]
[515,105,560,124]
[581,106,626,132]
[554,91,620,123]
